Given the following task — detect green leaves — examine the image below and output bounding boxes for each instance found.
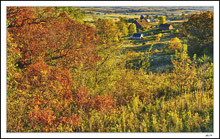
[95,19,120,44]
[159,16,166,24]
[182,11,213,56]
[128,23,137,35]
[54,7,85,23]
[117,21,128,37]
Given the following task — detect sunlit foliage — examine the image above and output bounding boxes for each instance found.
[95,19,121,44]
[182,11,213,56]
[128,23,137,35]
[168,37,183,50]
[7,7,213,132]
[159,16,166,24]
[117,21,128,37]
[54,7,86,23]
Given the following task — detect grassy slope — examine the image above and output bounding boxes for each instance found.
[122,20,185,73]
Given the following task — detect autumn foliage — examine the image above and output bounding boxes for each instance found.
[7,7,99,132]
[7,7,213,132]
[182,11,213,56]
[168,37,183,50]
[7,7,99,70]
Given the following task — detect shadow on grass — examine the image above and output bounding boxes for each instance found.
[125,42,169,53]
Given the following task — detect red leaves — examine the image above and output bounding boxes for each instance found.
[24,57,49,87]
[58,114,80,127]
[24,56,79,131]
[28,106,80,131]
[76,86,89,100]
[93,95,115,112]
[7,7,35,27]
[8,7,99,70]
[75,86,94,110]
[7,7,110,132]
[75,87,115,112]
[28,106,56,126]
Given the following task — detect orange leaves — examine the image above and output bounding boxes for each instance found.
[75,86,94,110]
[169,37,183,50]
[7,7,99,70]
[28,105,81,132]
[25,56,74,96]
[24,57,49,88]
[155,37,160,42]
[75,87,115,112]
[7,7,35,27]
[76,86,89,100]
[22,56,75,115]
[23,56,80,131]
[30,57,49,72]
[93,95,115,112]
[28,106,56,126]
[58,114,80,127]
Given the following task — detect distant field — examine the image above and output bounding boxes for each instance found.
[79,7,205,16]
[84,13,140,21]
[127,10,199,15]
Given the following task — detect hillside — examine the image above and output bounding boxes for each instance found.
[6,6,213,133]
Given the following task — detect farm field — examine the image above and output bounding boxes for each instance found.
[79,6,203,15]
[6,6,214,134]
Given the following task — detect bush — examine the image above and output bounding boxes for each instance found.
[157,33,163,38]
[155,37,160,42]
[153,49,160,53]
[168,37,183,50]
[175,29,179,33]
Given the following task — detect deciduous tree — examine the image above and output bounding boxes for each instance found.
[168,37,183,50]
[117,21,128,37]
[128,23,137,35]
[159,16,166,24]
[95,19,121,44]
[182,11,213,56]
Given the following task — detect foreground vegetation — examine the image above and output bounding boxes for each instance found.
[7,7,213,132]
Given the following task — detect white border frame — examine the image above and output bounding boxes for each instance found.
[1,1,219,138]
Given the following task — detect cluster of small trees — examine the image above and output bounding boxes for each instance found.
[94,17,138,44]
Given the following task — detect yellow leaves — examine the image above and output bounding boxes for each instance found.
[33,105,40,111]
[168,37,183,50]
[33,76,38,81]
[40,70,48,75]
[157,33,163,38]
[159,16,166,24]
[6,7,213,132]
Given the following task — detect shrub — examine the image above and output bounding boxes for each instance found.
[157,33,163,38]
[155,37,160,42]
[168,37,183,50]
[175,29,179,33]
